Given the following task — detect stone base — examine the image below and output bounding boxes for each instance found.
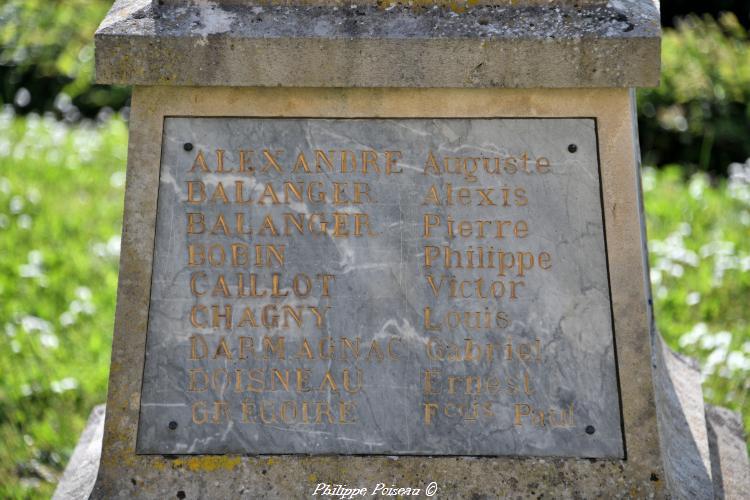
[653,332,750,498]
[52,405,105,500]
[707,404,750,498]
[54,338,748,499]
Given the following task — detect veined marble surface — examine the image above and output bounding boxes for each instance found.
[136,117,623,457]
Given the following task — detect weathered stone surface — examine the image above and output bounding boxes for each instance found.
[138,117,622,456]
[706,404,750,499]
[52,405,104,500]
[160,0,610,7]
[95,0,661,88]
[91,86,665,497]
[653,334,714,498]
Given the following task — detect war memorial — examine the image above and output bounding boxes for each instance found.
[52,0,749,497]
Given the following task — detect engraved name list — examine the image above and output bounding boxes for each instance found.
[136,118,624,458]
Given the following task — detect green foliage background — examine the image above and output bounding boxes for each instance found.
[0,113,127,498]
[0,2,749,498]
[0,0,129,116]
[638,13,750,176]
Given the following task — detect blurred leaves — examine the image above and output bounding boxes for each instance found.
[638,13,750,175]
[0,0,129,115]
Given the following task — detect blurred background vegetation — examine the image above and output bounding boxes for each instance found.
[0,1,749,498]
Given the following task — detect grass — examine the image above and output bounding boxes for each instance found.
[644,163,750,432]
[0,109,126,499]
[0,113,747,498]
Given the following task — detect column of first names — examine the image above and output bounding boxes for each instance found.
[418,150,576,430]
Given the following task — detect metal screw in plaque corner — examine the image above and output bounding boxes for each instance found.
[585,425,596,435]
[168,421,178,430]
[183,142,193,152]
[568,143,578,153]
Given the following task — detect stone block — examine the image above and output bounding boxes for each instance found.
[94,0,661,89]
[52,405,105,500]
[707,404,750,499]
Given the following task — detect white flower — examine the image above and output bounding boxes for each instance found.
[700,331,732,350]
[17,214,31,229]
[641,166,656,192]
[689,174,708,199]
[50,378,78,394]
[679,323,708,348]
[110,171,126,188]
[21,315,52,335]
[59,312,75,327]
[727,352,750,372]
[703,346,729,375]
[19,250,45,280]
[650,268,662,285]
[40,333,59,349]
[75,287,92,301]
[9,195,24,213]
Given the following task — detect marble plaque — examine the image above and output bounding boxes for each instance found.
[136,117,624,458]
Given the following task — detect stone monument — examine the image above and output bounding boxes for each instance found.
[52,0,749,498]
